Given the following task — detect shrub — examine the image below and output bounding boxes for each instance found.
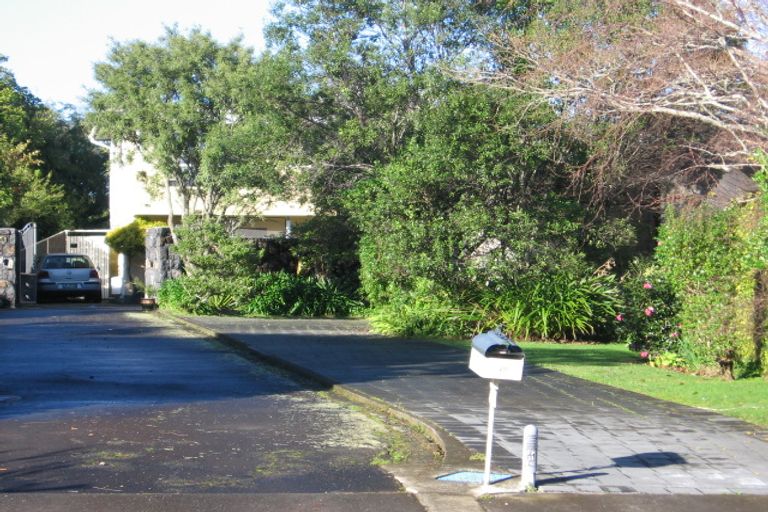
[481,272,621,340]
[157,275,254,315]
[653,181,768,378]
[105,219,164,256]
[613,259,683,359]
[172,217,257,279]
[368,279,481,338]
[367,273,620,341]
[241,271,361,318]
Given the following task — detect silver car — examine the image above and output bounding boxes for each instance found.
[37,253,102,303]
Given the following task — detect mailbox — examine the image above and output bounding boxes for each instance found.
[469,329,525,381]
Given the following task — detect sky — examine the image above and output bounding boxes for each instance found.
[0,0,275,112]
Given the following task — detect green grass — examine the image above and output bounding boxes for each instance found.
[520,342,768,428]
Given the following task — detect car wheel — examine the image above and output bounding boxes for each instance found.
[88,293,102,303]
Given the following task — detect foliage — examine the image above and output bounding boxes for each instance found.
[156,275,253,315]
[87,28,289,222]
[368,279,481,338]
[0,135,72,233]
[484,0,768,208]
[481,273,621,340]
[291,214,361,292]
[171,217,257,278]
[105,219,163,256]
[157,271,360,318]
[368,273,620,341]
[614,259,682,358]
[653,184,768,377]
[352,87,588,301]
[1,57,106,234]
[266,1,505,211]
[158,217,360,318]
[242,272,361,317]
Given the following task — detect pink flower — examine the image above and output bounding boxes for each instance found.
[615,313,624,322]
[640,351,649,359]
[671,331,679,338]
[644,306,655,317]
[643,282,653,290]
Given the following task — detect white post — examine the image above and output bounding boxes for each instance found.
[118,252,129,299]
[483,379,499,486]
[520,424,539,491]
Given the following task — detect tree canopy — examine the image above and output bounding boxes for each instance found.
[87,28,292,226]
[0,56,107,236]
[481,0,768,208]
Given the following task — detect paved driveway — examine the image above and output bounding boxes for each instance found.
[0,304,422,510]
[185,315,768,495]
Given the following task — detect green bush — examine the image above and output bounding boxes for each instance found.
[613,259,682,358]
[105,219,162,256]
[172,217,258,279]
[368,279,481,338]
[367,273,620,341]
[158,271,360,318]
[157,275,253,315]
[653,177,768,378]
[481,272,621,340]
[242,271,361,317]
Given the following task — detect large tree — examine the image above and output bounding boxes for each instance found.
[265,0,507,209]
[87,28,290,229]
[479,0,768,208]
[1,57,102,235]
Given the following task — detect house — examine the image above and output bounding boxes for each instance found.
[108,142,314,235]
[105,142,315,295]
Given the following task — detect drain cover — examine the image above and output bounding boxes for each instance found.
[436,471,512,484]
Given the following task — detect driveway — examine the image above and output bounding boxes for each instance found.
[0,304,424,511]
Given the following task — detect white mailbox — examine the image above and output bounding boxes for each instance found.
[469,329,525,381]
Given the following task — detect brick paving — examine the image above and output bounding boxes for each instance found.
[182,316,768,495]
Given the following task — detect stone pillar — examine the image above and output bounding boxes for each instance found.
[0,228,17,308]
[145,227,182,296]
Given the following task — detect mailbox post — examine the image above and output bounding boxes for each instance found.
[468,329,525,487]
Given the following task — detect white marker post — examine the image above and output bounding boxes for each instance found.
[520,424,538,490]
[483,379,499,487]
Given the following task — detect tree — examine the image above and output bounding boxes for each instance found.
[350,85,616,301]
[87,28,288,230]
[0,136,72,234]
[479,0,768,207]
[1,56,107,233]
[266,0,507,209]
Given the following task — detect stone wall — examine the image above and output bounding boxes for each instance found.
[0,228,17,307]
[145,227,182,295]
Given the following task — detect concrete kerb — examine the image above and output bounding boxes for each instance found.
[158,311,506,511]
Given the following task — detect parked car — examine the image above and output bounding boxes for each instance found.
[37,253,102,303]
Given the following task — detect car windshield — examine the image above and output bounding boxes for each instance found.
[44,256,92,269]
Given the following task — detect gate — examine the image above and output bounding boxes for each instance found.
[18,222,37,273]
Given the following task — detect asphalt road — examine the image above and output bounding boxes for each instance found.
[0,304,423,511]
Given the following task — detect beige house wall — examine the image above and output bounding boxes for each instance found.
[108,143,314,234]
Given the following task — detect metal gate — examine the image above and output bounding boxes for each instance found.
[18,222,37,273]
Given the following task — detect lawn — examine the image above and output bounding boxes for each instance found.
[519,341,768,428]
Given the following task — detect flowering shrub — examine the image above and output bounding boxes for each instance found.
[614,259,682,358]
[656,194,768,378]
